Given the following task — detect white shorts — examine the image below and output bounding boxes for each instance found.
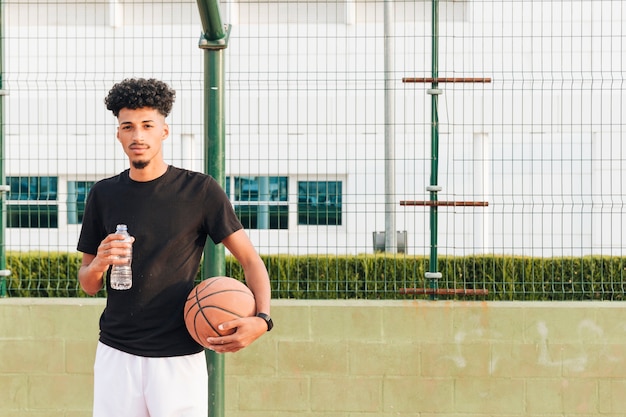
[93,342,208,417]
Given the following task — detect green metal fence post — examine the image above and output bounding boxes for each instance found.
[195,1,230,415]
[426,0,441,300]
[0,0,9,298]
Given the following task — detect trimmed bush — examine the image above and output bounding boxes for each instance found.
[4,252,626,300]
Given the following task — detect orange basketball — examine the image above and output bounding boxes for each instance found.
[184,276,256,347]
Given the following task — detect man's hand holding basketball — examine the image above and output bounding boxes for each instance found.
[205,315,268,353]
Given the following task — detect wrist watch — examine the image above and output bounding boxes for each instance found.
[256,312,274,331]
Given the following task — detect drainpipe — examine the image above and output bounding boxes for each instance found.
[384,0,397,253]
[195,1,230,416]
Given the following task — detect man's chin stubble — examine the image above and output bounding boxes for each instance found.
[132,160,149,169]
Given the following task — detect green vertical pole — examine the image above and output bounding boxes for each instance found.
[195,1,230,415]
[201,41,228,417]
[0,0,9,298]
[426,0,442,299]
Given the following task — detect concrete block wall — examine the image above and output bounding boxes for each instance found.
[2,298,626,416]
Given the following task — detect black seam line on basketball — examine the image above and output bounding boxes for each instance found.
[185,302,201,320]
[186,297,201,334]
[193,289,255,304]
[186,288,254,319]
[184,291,203,319]
[185,289,205,341]
[197,305,246,318]
[189,304,201,340]
[197,277,236,292]
[195,305,221,337]
[196,282,218,295]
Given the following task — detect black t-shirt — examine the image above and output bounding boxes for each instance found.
[77,166,243,357]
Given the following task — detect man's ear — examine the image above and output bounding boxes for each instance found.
[163,123,170,139]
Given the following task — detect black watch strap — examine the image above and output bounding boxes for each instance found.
[256,312,274,331]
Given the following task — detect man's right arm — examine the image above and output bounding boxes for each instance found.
[79,253,107,296]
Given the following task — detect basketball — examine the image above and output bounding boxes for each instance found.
[184,276,256,347]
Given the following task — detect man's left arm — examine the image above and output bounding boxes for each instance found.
[205,229,272,352]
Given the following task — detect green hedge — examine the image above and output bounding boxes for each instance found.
[5,252,88,298]
[3,252,626,300]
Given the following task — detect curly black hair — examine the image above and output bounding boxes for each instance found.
[105,78,176,117]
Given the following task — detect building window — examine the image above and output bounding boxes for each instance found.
[67,181,95,224]
[298,181,342,226]
[226,176,289,229]
[7,176,58,228]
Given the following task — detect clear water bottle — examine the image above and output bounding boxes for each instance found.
[110,224,132,290]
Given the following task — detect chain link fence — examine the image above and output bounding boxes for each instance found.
[2,0,625,299]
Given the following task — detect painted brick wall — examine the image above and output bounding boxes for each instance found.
[1,299,626,416]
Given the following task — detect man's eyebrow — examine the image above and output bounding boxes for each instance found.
[119,119,156,125]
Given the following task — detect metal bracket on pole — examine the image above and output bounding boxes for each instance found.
[0,184,10,193]
[198,24,231,50]
[0,90,8,96]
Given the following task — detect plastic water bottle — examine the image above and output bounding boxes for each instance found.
[110,224,133,290]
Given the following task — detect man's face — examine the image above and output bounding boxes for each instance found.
[116,107,169,170]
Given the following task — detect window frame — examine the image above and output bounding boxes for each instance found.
[66,180,96,225]
[226,175,290,230]
[296,178,344,227]
[6,176,59,229]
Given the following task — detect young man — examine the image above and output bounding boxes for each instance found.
[77,78,272,417]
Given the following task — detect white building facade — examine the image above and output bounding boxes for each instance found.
[3,0,625,257]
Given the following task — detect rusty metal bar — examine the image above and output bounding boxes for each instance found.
[402,77,492,83]
[400,200,489,207]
